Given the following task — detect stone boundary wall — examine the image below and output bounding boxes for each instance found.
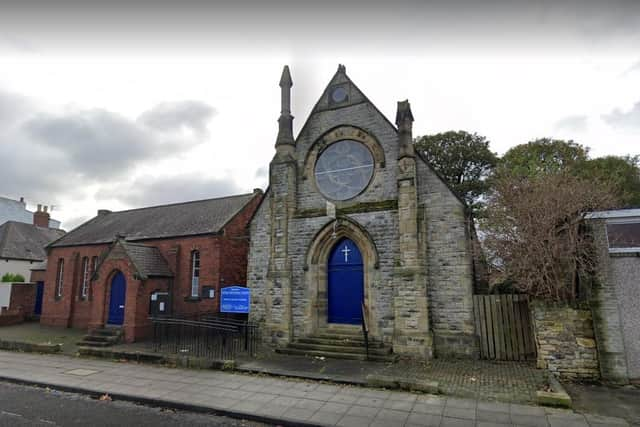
[531,302,599,380]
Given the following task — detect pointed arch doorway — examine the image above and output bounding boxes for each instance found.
[327,238,364,325]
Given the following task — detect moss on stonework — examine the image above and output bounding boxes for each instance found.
[295,199,398,218]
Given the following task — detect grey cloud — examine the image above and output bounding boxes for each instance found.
[602,101,640,129]
[0,131,78,203]
[0,90,32,127]
[2,1,639,54]
[138,100,216,135]
[99,174,242,208]
[0,33,38,53]
[254,166,268,178]
[62,215,91,231]
[24,109,160,179]
[23,101,215,180]
[625,60,640,75]
[1,95,217,208]
[554,115,588,132]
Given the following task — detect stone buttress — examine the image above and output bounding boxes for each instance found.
[393,101,433,358]
[264,66,296,345]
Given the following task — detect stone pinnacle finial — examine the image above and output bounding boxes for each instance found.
[276,65,295,149]
[279,65,292,88]
[396,100,415,159]
[337,64,346,74]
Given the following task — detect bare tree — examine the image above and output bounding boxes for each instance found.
[481,173,617,302]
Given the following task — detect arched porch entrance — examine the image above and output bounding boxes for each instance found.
[303,217,380,337]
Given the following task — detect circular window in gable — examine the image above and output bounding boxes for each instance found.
[314,140,374,201]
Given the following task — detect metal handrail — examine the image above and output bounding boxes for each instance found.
[361,302,369,361]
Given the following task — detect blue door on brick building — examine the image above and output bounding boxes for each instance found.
[328,238,364,324]
[107,272,126,325]
[34,281,44,316]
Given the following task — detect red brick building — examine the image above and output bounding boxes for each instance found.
[40,191,263,342]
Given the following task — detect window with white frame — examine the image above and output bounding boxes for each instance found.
[191,250,200,297]
[92,256,98,275]
[55,258,64,297]
[80,257,90,298]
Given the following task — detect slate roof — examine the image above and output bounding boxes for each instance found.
[118,241,173,278]
[50,193,256,248]
[0,221,66,261]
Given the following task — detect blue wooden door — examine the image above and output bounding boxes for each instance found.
[107,272,126,325]
[328,238,364,324]
[34,281,44,316]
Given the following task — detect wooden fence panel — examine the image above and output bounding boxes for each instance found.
[473,294,536,361]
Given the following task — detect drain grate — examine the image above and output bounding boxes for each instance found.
[64,368,99,376]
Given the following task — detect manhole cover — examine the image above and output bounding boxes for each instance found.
[64,369,99,376]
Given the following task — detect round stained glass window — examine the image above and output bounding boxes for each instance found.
[314,140,374,200]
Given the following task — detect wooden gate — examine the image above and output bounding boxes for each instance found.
[473,294,536,361]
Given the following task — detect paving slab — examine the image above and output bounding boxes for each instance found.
[0,350,632,427]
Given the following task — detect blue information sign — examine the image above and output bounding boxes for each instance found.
[220,286,250,313]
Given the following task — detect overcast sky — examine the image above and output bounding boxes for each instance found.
[1,0,639,230]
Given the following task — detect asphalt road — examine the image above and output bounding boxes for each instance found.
[0,381,271,427]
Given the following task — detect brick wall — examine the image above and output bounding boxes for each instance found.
[9,283,37,318]
[532,302,600,380]
[41,244,110,328]
[40,194,261,341]
[145,235,220,317]
[30,269,45,283]
[0,307,24,326]
[220,192,263,289]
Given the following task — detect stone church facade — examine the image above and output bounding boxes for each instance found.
[247,65,477,358]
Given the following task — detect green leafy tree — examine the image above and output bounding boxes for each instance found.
[497,138,589,178]
[498,139,640,208]
[579,155,640,207]
[414,131,498,213]
[1,273,25,283]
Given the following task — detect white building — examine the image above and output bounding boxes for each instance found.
[0,196,61,229]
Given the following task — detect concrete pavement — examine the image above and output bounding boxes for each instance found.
[0,351,630,427]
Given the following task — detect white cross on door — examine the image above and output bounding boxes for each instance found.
[341,245,351,262]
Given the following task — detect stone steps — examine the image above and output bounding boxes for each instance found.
[296,337,384,348]
[276,347,396,362]
[287,341,392,356]
[279,327,395,362]
[77,339,113,348]
[91,328,124,337]
[313,331,369,340]
[77,328,122,348]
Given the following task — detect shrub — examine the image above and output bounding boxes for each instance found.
[1,273,26,283]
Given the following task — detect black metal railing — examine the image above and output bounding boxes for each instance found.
[150,315,260,360]
[361,302,369,361]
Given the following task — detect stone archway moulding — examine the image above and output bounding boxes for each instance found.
[305,216,379,269]
[302,216,381,338]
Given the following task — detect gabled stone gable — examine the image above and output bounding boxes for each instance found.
[295,72,399,212]
[247,65,477,358]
